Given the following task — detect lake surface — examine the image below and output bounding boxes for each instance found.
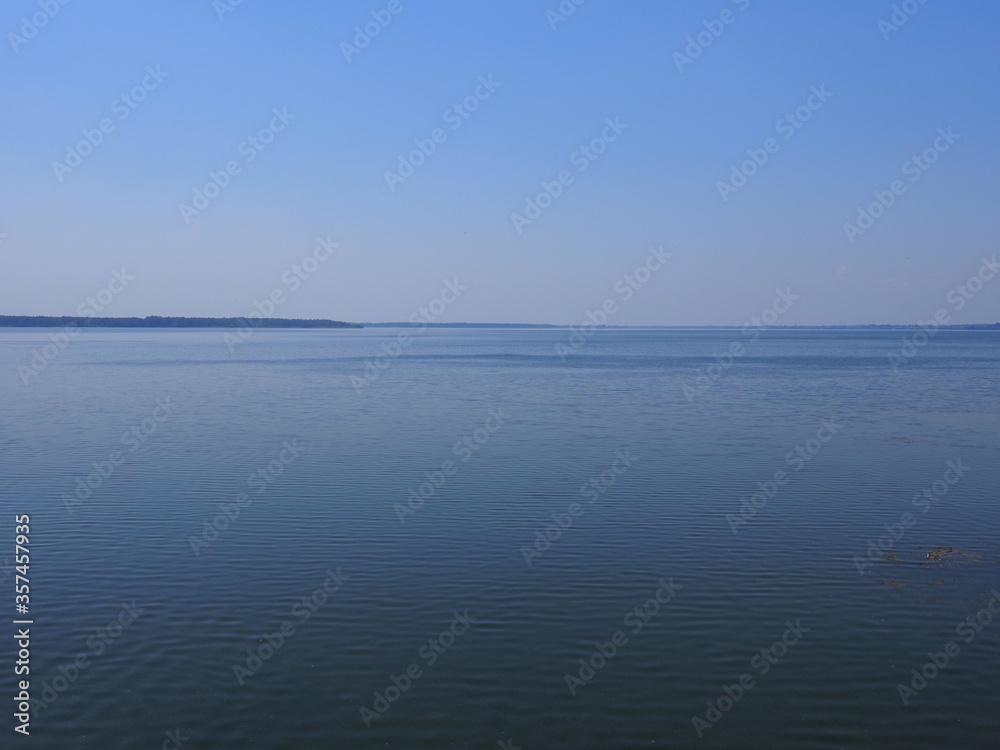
[1,327,998,749]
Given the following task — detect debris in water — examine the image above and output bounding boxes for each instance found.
[925,546,954,563]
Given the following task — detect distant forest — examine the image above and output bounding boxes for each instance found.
[0,316,362,328]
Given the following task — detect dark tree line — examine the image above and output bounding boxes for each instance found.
[0,315,362,328]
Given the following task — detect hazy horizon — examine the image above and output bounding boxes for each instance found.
[3,316,1000,328]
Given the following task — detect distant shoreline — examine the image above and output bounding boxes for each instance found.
[1,317,998,330]
[365,323,1000,330]
[0,315,362,329]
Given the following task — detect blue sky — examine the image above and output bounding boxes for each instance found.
[1,0,998,324]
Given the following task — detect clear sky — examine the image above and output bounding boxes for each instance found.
[2,0,998,325]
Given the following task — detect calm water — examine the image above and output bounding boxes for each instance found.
[1,327,998,749]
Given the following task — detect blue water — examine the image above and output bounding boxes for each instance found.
[1,327,998,749]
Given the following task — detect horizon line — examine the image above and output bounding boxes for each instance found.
[1,315,999,329]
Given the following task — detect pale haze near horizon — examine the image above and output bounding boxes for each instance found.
[1,0,998,326]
